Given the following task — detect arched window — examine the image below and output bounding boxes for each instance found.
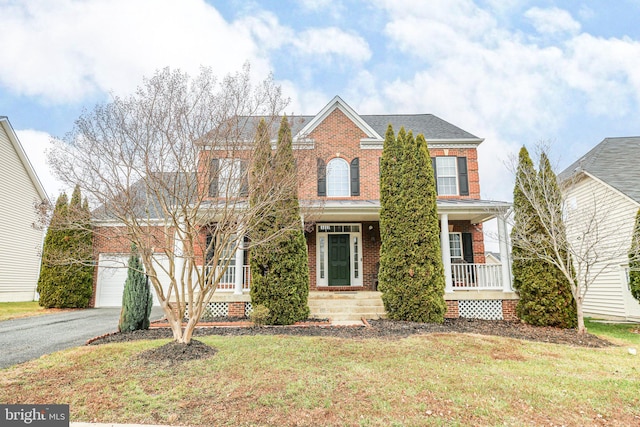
[326,158,350,197]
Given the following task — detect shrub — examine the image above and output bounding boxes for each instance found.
[118,246,153,332]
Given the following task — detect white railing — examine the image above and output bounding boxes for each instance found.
[451,263,503,290]
[206,265,251,291]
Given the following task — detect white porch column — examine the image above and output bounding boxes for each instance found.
[440,213,453,293]
[497,215,512,291]
[234,238,244,295]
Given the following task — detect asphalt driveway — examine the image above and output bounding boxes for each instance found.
[0,307,164,369]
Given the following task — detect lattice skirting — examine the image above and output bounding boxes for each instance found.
[185,302,229,319]
[245,302,253,317]
[458,300,503,320]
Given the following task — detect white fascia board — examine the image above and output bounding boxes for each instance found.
[0,117,49,202]
[426,138,484,148]
[294,96,382,141]
[574,170,640,208]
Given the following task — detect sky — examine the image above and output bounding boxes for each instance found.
[3,0,640,208]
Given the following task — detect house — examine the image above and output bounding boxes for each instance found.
[92,96,515,320]
[484,252,501,265]
[560,137,640,321]
[0,116,48,302]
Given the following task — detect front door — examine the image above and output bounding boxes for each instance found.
[328,234,350,286]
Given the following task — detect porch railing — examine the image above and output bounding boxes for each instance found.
[451,263,503,290]
[207,265,251,291]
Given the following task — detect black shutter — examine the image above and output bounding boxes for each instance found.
[457,157,469,196]
[432,157,438,195]
[462,232,474,263]
[239,160,248,197]
[350,158,360,196]
[317,158,326,196]
[209,158,219,197]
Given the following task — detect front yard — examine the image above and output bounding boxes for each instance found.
[1,320,639,426]
[0,301,64,321]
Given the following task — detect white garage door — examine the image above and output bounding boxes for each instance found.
[96,254,168,307]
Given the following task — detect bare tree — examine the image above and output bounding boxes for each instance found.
[509,145,629,334]
[48,65,310,344]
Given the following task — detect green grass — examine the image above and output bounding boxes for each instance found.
[0,301,51,321]
[1,329,639,426]
[585,318,640,345]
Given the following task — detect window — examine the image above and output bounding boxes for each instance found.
[317,158,360,197]
[209,158,247,197]
[432,157,469,196]
[449,233,463,260]
[436,157,458,195]
[326,158,350,197]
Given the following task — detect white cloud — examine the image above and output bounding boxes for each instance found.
[525,7,581,35]
[0,0,273,103]
[15,129,70,200]
[292,27,371,63]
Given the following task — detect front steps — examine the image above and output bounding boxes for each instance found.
[308,291,387,321]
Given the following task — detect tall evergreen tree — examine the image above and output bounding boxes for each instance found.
[37,186,94,308]
[119,245,153,331]
[379,128,446,322]
[628,209,640,302]
[37,193,70,308]
[511,148,577,328]
[250,117,309,325]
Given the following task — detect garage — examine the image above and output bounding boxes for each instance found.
[95,254,168,307]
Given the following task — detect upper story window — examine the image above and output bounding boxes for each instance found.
[317,157,360,197]
[209,158,248,198]
[449,232,463,259]
[327,158,350,197]
[432,156,469,196]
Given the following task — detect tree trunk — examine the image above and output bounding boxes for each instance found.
[576,297,586,334]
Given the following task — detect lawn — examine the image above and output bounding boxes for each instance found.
[0,301,55,321]
[1,325,639,426]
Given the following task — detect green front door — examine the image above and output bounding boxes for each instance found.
[328,234,350,286]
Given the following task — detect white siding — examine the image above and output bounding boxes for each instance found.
[564,175,638,319]
[0,125,45,301]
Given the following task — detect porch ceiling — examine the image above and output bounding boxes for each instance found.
[302,199,511,223]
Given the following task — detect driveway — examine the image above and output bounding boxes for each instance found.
[0,307,164,369]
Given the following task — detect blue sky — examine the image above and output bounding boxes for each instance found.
[3,0,640,208]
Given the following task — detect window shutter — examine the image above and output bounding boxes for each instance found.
[209,158,219,197]
[431,157,438,194]
[239,160,248,197]
[462,232,474,263]
[457,157,469,196]
[350,158,360,196]
[317,158,326,196]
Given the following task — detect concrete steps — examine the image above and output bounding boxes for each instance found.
[308,291,387,321]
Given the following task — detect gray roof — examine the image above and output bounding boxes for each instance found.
[560,137,640,204]
[244,113,479,142]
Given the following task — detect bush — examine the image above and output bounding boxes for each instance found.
[250,304,270,326]
[118,247,153,332]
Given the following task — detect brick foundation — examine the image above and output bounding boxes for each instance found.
[228,302,247,317]
[502,299,518,321]
[445,300,459,318]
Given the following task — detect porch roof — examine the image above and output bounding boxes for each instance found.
[302,199,511,223]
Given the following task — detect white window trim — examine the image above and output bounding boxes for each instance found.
[436,156,458,196]
[449,232,463,260]
[316,223,363,287]
[326,158,350,197]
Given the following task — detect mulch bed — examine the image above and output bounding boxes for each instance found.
[90,318,613,351]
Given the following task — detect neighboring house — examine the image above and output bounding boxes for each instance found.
[0,116,48,302]
[560,137,640,321]
[92,96,515,320]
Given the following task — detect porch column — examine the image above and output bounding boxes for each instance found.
[497,214,512,291]
[234,238,244,295]
[440,213,453,293]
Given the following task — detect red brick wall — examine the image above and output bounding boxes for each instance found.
[445,300,459,318]
[502,300,518,321]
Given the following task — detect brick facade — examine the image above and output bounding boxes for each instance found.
[91,99,516,320]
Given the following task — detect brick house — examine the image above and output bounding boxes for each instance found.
[92,96,515,320]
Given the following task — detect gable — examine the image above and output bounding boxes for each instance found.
[308,108,368,148]
[0,117,48,202]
